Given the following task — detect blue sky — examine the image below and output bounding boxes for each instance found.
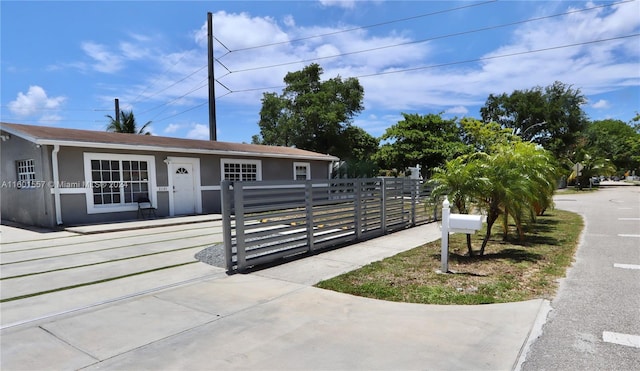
[2,0,639,144]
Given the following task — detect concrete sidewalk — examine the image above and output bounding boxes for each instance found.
[1,223,548,370]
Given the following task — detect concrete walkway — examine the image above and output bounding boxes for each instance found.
[1,221,548,370]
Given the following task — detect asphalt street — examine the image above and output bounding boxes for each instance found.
[521,183,640,370]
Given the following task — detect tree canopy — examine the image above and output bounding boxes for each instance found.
[106,110,152,135]
[374,113,467,177]
[459,117,516,153]
[582,119,640,175]
[480,81,588,159]
[253,63,365,159]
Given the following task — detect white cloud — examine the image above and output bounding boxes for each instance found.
[591,99,610,109]
[283,15,296,28]
[319,0,357,9]
[445,106,469,115]
[81,42,124,73]
[105,2,638,134]
[195,11,289,50]
[186,123,210,140]
[78,32,157,74]
[7,86,66,121]
[119,41,150,60]
[475,0,640,96]
[164,123,183,133]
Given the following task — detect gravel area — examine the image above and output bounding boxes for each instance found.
[194,244,226,268]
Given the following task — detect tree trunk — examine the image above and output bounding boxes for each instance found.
[502,212,509,241]
[480,212,498,256]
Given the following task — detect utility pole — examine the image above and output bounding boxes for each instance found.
[114,98,120,122]
[207,12,217,141]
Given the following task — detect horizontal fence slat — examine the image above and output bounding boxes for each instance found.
[223,178,435,272]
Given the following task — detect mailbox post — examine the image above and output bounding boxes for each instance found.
[441,197,450,273]
[440,196,483,273]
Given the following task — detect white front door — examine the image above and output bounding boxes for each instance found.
[172,163,196,215]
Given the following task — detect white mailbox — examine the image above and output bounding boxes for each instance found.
[440,196,485,273]
[448,214,483,234]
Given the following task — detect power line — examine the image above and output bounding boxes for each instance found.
[224,0,635,74]
[136,1,498,113]
[140,78,208,116]
[144,0,630,121]
[129,51,193,106]
[220,33,640,95]
[150,80,233,123]
[149,80,210,121]
[135,64,208,110]
[222,0,498,54]
[41,0,631,125]
[356,33,640,78]
[153,101,208,123]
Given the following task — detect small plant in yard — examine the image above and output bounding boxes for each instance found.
[316,209,582,305]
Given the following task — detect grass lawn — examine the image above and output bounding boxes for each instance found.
[316,209,583,305]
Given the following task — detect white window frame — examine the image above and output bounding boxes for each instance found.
[293,162,311,180]
[16,159,36,189]
[83,153,156,214]
[220,158,262,181]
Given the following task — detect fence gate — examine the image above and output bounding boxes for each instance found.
[221,178,435,272]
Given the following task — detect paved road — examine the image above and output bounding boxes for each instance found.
[521,183,640,370]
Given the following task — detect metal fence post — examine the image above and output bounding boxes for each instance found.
[305,180,315,252]
[221,180,234,271]
[355,179,362,239]
[410,179,417,227]
[381,177,387,234]
[234,183,247,272]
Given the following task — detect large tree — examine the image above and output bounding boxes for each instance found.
[459,117,516,153]
[374,113,467,177]
[253,63,365,159]
[106,110,151,135]
[583,118,640,174]
[332,125,380,178]
[480,81,588,158]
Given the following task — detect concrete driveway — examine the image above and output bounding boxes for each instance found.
[0,216,226,328]
[1,218,548,370]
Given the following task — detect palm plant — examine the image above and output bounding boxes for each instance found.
[567,152,615,189]
[428,155,483,256]
[106,110,152,135]
[473,143,558,255]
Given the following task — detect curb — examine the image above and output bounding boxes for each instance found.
[513,299,552,370]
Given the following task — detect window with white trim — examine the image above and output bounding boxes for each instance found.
[84,153,156,213]
[90,159,151,204]
[16,159,36,189]
[221,159,262,181]
[293,162,310,180]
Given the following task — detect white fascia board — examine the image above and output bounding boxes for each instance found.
[33,139,340,162]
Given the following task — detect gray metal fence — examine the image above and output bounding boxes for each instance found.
[221,178,436,272]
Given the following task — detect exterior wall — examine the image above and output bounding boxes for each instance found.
[310,161,331,179]
[0,134,56,227]
[2,134,334,227]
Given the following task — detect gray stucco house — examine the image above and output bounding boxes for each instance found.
[1,122,338,228]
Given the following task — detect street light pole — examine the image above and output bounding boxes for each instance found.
[519,121,547,142]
